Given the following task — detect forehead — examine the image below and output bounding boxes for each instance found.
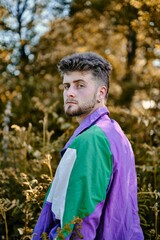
[63,71,95,83]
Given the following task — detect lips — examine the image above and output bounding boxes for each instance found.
[65,99,78,104]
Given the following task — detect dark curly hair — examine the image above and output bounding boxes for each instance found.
[58,52,112,98]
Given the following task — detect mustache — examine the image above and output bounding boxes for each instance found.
[65,99,78,104]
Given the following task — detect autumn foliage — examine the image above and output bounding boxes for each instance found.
[0,0,160,239]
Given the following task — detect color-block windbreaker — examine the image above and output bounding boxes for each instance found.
[32,107,144,240]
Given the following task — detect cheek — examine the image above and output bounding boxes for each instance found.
[63,91,66,98]
[80,93,96,104]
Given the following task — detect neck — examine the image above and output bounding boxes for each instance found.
[76,113,89,124]
[76,103,106,124]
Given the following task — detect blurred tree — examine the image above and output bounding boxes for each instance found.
[0,0,159,129]
[70,0,107,15]
[0,0,70,126]
[69,0,160,107]
[0,0,70,62]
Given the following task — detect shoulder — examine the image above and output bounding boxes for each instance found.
[70,124,111,150]
[76,124,107,140]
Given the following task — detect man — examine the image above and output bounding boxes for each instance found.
[32,52,144,239]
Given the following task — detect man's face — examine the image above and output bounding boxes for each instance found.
[63,71,100,121]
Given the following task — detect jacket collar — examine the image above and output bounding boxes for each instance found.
[61,107,109,156]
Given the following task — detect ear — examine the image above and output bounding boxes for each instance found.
[98,86,107,99]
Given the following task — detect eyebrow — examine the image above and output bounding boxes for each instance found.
[63,79,87,84]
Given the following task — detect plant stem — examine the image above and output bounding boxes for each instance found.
[4,212,8,240]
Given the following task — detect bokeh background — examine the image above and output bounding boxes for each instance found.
[0,0,160,239]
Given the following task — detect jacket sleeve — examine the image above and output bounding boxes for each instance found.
[33,125,113,239]
[62,125,113,238]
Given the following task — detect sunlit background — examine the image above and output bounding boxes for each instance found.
[0,0,160,239]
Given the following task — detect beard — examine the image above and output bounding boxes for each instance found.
[64,93,97,117]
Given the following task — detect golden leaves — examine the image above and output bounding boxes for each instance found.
[130,0,143,9]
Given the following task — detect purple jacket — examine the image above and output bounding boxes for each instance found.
[32,107,144,239]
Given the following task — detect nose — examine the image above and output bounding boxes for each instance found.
[66,86,76,98]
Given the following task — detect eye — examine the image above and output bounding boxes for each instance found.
[63,84,70,90]
[77,83,85,88]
